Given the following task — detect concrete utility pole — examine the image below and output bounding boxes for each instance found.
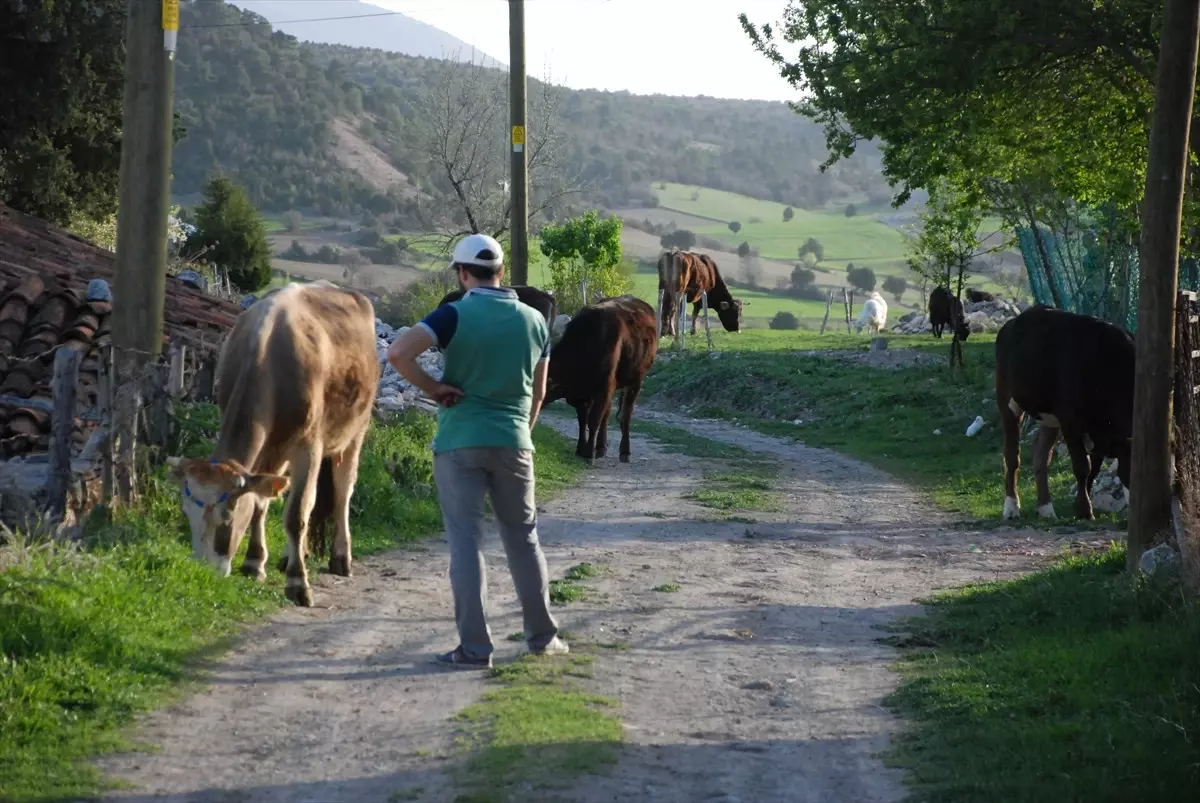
[111,0,179,501]
[508,0,529,285]
[1128,0,1200,570]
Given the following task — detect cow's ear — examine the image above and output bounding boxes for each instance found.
[720,301,730,310]
[237,473,290,499]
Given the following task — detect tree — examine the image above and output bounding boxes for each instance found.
[904,180,994,299]
[419,56,580,249]
[282,240,310,261]
[539,211,630,314]
[844,203,858,218]
[847,265,877,293]
[882,275,908,303]
[729,221,742,234]
[798,237,825,262]
[284,211,303,233]
[187,175,273,292]
[783,206,795,222]
[737,241,752,258]
[660,229,697,250]
[791,264,816,292]
[0,0,127,225]
[739,1,1162,220]
[741,254,763,288]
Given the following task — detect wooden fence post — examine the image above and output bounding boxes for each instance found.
[169,344,186,398]
[46,347,81,520]
[99,345,115,503]
[820,289,833,334]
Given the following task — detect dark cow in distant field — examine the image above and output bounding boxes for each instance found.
[657,250,742,338]
[544,295,658,464]
[965,288,995,304]
[995,305,1135,521]
[437,285,556,325]
[928,285,969,340]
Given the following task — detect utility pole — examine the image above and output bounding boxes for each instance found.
[111,0,179,501]
[1128,0,1200,570]
[508,0,529,285]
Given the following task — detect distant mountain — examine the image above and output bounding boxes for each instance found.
[230,0,503,66]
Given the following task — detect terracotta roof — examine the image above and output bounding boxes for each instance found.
[0,203,242,458]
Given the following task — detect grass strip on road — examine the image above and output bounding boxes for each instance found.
[453,654,623,803]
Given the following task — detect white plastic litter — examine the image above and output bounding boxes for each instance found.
[966,416,985,437]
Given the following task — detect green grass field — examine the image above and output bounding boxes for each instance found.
[886,545,1199,803]
[655,182,911,267]
[0,408,583,803]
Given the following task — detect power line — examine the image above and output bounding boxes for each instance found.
[190,11,404,28]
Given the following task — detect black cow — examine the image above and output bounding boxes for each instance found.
[995,305,1135,521]
[437,285,556,325]
[928,285,969,340]
[965,288,995,304]
[544,295,658,464]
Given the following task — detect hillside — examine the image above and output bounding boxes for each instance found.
[171,1,895,221]
[231,1,503,67]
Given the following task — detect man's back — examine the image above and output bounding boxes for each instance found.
[420,287,548,453]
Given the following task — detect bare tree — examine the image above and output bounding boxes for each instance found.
[416,54,582,254]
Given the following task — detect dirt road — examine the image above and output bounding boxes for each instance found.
[98,412,1066,803]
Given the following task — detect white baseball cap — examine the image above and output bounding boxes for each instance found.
[450,233,504,272]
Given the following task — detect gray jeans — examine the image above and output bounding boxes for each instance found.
[433,447,558,659]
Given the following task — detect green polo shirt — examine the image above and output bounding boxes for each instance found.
[417,287,550,453]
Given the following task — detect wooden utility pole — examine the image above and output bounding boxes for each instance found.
[111,0,179,502]
[508,0,529,285]
[1128,0,1200,571]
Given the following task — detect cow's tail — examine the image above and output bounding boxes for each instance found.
[309,457,337,559]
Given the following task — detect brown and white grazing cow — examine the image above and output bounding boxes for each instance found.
[166,282,380,606]
[928,285,969,340]
[656,250,743,339]
[995,305,1135,521]
[544,295,658,463]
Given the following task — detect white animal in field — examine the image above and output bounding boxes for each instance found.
[552,314,572,341]
[855,292,888,336]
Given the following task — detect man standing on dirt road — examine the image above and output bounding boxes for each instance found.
[387,233,568,669]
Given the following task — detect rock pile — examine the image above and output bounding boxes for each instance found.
[1091,460,1129,514]
[372,320,444,414]
[891,296,1027,335]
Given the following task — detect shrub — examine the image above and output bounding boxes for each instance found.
[769,311,800,330]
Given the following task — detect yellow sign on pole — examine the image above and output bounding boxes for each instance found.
[511,125,526,151]
[162,0,180,31]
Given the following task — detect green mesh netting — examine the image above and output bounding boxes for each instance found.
[1016,225,1200,332]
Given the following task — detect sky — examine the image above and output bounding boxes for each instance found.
[375,0,799,102]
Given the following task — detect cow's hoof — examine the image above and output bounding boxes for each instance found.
[328,555,352,577]
[619,453,631,463]
[240,562,267,582]
[1074,504,1095,521]
[1001,496,1020,520]
[285,583,314,607]
[595,448,607,459]
[1037,503,1057,520]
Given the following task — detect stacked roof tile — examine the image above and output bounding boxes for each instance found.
[0,203,243,458]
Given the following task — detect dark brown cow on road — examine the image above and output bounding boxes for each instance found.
[995,305,1135,521]
[437,285,556,326]
[657,250,742,338]
[167,281,380,607]
[545,295,658,464]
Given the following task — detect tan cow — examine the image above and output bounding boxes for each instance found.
[166,281,380,606]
